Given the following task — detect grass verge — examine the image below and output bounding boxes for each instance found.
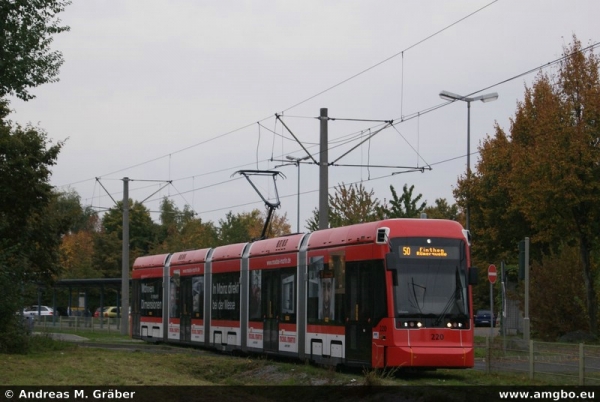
[1,333,559,387]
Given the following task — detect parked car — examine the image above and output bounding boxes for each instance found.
[103,306,121,318]
[93,307,106,318]
[474,309,496,327]
[23,305,54,317]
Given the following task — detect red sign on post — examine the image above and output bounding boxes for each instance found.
[488,264,497,284]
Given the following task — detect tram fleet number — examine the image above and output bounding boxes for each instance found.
[378,326,444,340]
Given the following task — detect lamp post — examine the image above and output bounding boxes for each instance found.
[285,155,310,233]
[439,90,498,231]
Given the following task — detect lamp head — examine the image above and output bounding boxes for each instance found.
[439,90,463,101]
[479,92,499,103]
[440,90,499,103]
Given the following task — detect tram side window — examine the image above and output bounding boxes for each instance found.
[251,267,296,323]
[140,279,162,317]
[308,255,345,325]
[280,268,296,323]
[192,276,204,319]
[307,257,323,323]
[249,270,262,321]
[169,275,180,319]
[211,272,241,320]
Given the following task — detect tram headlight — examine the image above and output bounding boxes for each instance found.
[401,320,426,328]
[444,321,465,329]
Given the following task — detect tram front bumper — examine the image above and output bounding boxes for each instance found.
[385,346,474,368]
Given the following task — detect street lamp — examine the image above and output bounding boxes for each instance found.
[439,90,498,231]
[285,155,310,233]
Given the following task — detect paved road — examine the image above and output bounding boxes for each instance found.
[474,326,499,337]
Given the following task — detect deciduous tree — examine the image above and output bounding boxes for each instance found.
[455,36,600,335]
[94,200,158,277]
[266,211,292,238]
[305,182,382,231]
[60,230,100,279]
[0,101,63,353]
[152,198,219,253]
[0,0,71,101]
[219,210,262,244]
[530,245,588,340]
[380,184,426,219]
[219,209,291,243]
[510,38,600,334]
[423,198,460,221]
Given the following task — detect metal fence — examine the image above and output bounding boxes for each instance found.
[28,316,600,385]
[478,337,600,385]
[28,315,124,333]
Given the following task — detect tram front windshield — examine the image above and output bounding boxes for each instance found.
[388,237,469,327]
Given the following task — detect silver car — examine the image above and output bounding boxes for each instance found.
[23,305,54,317]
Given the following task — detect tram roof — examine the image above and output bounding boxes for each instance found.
[132,253,170,269]
[211,242,247,261]
[306,219,465,249]
[306,220,382,249]
[248,233,305,257]
[171,248,211,266]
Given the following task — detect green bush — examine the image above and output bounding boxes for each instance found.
[0,314,31,354]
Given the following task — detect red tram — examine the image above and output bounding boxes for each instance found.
[131,218,478,369]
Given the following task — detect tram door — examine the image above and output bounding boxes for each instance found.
[262,270,280,353]
[180,277,192,342]
[345,262,374,365]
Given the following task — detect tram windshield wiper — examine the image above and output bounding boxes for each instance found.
[433,266,465,326]
[407,277,426,314]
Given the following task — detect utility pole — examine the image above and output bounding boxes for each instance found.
[438,90,498,231]
[276,109,424,231]
[524,236,530,341]
[319,108,328,230]
[96,177,171,337]
[121,177,129,335]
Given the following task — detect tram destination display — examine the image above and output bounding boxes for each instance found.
[398,245,459,259]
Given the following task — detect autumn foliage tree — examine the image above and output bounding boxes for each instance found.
[455,36,600,336]
[53,189,99,279]
[219,209,291,243]
[530,245,589,340]
[93,201,158,278]
[423,198,460,221]
[56,190,101,279]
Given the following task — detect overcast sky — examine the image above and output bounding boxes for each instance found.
[7,0,599,231]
